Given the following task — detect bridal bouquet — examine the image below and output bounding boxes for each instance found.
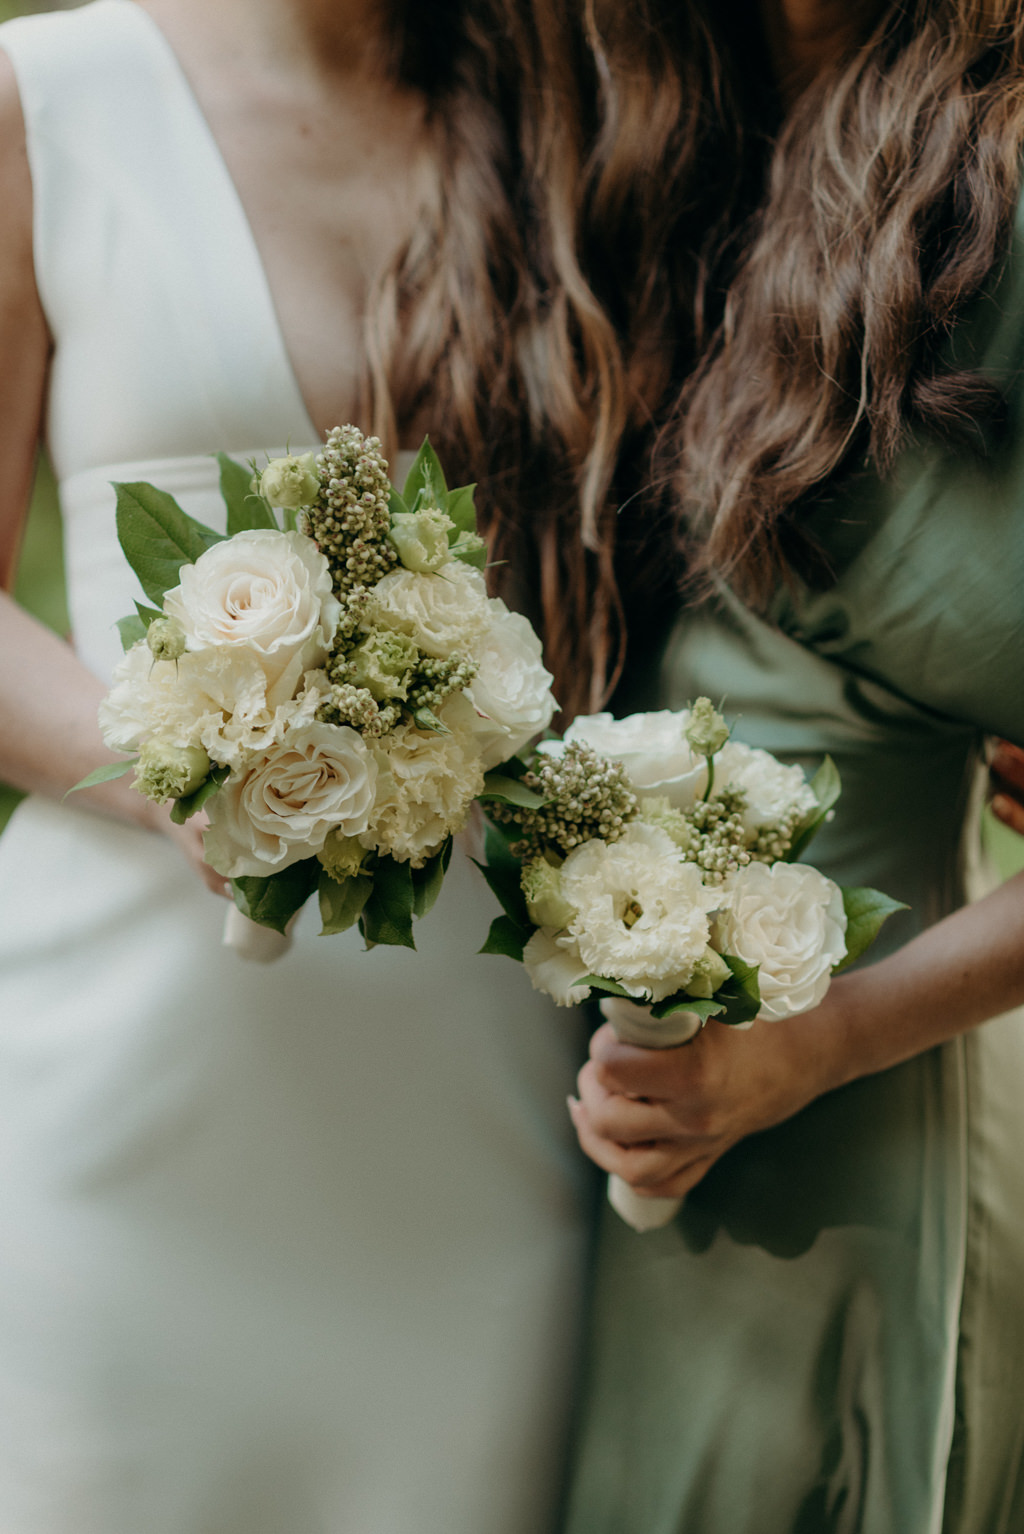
[75,429,557,958]
[479,701,903,1229]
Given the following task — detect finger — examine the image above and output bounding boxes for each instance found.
[576,1066,680,1144]
[589,1021,711,1102]
[991,741,1024,794]
[568,1098,696,1187]
[992,792,1024,837]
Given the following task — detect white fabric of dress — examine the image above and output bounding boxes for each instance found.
[0,5,592,1530]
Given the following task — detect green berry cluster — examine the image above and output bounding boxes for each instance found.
[680,788,753,884]
[405,653,478,714]
[491,743,638,858]
[302,425,397,596]
[316,681,402,738]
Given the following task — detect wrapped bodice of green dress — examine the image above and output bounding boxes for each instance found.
[566,199,1024,1534]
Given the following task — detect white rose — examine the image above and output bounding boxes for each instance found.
[163,530,340,706]
[714,861,847,1020]
[360,720,485,866]
[203,721,377,879]
[369,562,490,658]
[460,603,557,769]
[522,929,591,1007]
[716,742,818,838]
[557,710,707,809]
[560,822,720,1002]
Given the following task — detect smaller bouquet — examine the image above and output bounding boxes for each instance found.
[74,430,557,959]
[478,701,904,1230]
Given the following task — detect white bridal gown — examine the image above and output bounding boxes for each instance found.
[0,5,592,1531]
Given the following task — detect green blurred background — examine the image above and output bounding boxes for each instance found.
[1,0,1021,879]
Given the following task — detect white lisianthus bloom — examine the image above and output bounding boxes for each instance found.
[714,861,847,1020]
[460,602,558,769]
[556,710,707,809]
[523,929,591,1007]
[559,822,720,1002]
[99,643,332,773]
[368,562,490,659]
[360,720,485,866]
[716,741,818,838]
[203,721,377,878]
[163,529,340,707]
[389,506,455,574]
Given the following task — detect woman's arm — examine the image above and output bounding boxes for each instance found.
[0,53,225,894]
[570,868,1024,1199]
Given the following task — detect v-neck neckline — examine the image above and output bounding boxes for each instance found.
[119,0,322,448]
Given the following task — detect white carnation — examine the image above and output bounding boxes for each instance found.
[203,721,377,879]
[716,742,817,837]
[163,529,340,707]
[361,721,485,866]
[460,602,557,769]
[522,929,591,1007]
[369,562,491,658]
[559,822,721,1002]
[98,643,332,772]
[714,861,847,1020]
[557,710,707,809]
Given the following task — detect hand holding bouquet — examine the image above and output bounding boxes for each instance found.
[74,431,557,959]
[479,702,904,1229]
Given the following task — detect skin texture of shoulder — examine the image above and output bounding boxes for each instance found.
[0,47,49,589]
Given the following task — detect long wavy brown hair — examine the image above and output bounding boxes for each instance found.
[362,1,627,718]
[364,0,1024,714]
[654,0,1024,602]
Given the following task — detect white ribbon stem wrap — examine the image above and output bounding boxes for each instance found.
[599,995,703,1233]
[222,904,294,963]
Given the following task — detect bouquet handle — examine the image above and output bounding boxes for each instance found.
[599,996,703,1234]
[222,905,294,964]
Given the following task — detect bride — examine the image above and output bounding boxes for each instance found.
[0,1,603,1529]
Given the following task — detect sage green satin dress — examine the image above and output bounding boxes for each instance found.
[564,220,1024,1531]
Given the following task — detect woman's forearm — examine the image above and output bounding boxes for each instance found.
[825,869,1024,1088]
[0,588,157,829]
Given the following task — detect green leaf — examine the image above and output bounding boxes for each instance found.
[411,838,453,919]
[230,860,319,934]
[711,954,763,1027]
[388,486,409,520]
[318,869,373,935]
[448,534,487,571]
[833,886,909,972]
[135,602,165,627]
[64,758,137,798]
[649,994,725,1023]
[401,438,449,512]
[114,481,224,606]
[787,755,842,862]
[218,452,277,534]
[168,765,230,824]
[480,771,546,809]
[116,614,148,650]
[359,856,417,948]
[479,913,527,961]
[578,974,634,998]
[445,484,478,540]
[474,821,531,930]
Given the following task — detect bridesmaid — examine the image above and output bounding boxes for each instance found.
[564,1,1024,1530]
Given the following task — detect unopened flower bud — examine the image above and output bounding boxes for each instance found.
[389,507,454,574]
[683,945,732,999]
[136,740,210,803]
[146,617,186,662]
[317,828,368,883]
[521,857,577,930]
[685,697,730,758]
[258,452,320,510]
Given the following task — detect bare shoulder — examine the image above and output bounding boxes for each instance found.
[0,46,49,587]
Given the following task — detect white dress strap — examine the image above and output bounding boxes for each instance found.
[0,0,318,482]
